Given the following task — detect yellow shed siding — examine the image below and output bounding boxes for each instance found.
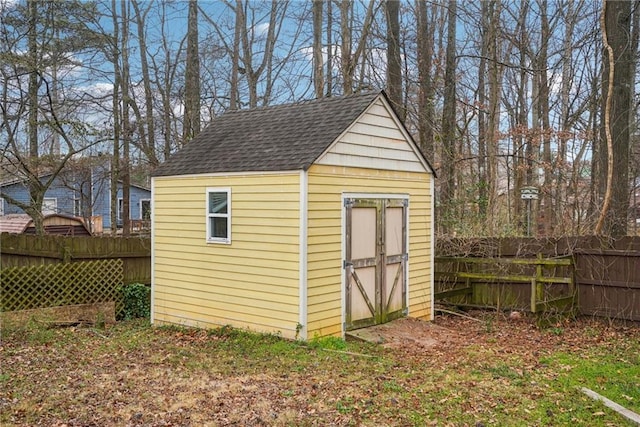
[306,164,433,338]
[153,172,302,338]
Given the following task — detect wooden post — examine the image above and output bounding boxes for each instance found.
[531,278,537,313]
[535,253,544,312]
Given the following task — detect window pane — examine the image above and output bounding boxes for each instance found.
[208,192,228,214]
[210,217,228,239]
[141,200,151,220]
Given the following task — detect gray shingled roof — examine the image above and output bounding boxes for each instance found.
[152,91,383,177]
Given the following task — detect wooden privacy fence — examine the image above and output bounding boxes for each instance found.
[574,248,640,320]
[0,233,150,285]
[1,259,125,318]
[435,255,575,314]
[436,237,640,321]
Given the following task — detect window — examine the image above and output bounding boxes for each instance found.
[140,199,151,220]
[117,198,123,221]
[73,198,81,217]
[43,198,57,215]
[206,188,230,243]
[117,198,131,222]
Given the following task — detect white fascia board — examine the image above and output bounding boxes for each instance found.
[152,170,300,181]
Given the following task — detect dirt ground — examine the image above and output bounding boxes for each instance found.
[349,309,639,365]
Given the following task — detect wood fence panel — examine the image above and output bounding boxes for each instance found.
[575,250,640,321]
[436,237,640,321]
[1,233,151,285]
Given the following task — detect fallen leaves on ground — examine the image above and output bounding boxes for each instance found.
[1,312,638,426]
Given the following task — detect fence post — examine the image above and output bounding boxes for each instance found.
[531,278,537,313]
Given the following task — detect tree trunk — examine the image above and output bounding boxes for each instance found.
[184,0,201,141]
[110,0,120,237]
[486,0,502,235]
[596,0,632,236]
[440,0,457,232]
[477,1,489,220]
[120,0,131,237]
[132,0,158,166]
[313,0,324,98]
[326,0,333,97]
[557,0,574,232]
[229,0,242,110]
[512,1,530,234]
[339,0,353,95]
[385,0,402,118]
[416,0,435,161]
[538,1,553,236]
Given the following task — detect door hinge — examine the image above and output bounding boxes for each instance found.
[343,260,353,269]
[402,199,409,207]
[344,198,354,207]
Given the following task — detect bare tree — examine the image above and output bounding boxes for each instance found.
[120,0,131,236]
[385,0,402,117]
[0,0,106,234]
[338,0,377,95]
[131,0,159,167]
[596,0,632,236]
[313,0,324,98]
[183,0,201,141]
[439,0,457,231]
[415,0,435,161]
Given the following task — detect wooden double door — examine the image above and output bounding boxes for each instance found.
[344,197,408,330]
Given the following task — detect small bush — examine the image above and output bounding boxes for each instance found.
[120,283,150,320]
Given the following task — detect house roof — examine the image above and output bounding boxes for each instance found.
[154,91,427,177]
[0,213,91,235]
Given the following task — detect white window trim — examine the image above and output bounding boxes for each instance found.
[0,197,4,216]
[206,187,231,244]
[43,198,57,215]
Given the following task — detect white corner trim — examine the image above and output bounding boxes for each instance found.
[298,170,308,340]
[150,177,155,324]
[430,175,435,321]
[405,197,411,313]
[340,193,347,338]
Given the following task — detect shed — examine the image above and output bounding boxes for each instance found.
[0,213,91,236]
[151,91,435,339]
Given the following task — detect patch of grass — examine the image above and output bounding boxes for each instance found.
[308,335,347,350]
[2,318,638,426]
[541,341,640,415]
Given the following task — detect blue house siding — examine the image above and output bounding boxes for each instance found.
[0,178,78,217]
[1,173,150,230]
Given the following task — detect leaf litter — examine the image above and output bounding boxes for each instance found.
[1,313,638,426]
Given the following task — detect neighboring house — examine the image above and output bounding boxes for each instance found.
[0,213,91,236]
[0,165,151,232]
[151,91,436,340]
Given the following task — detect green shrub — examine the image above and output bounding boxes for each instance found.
[120,283,150,320]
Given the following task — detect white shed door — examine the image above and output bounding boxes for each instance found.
[344,197,407,330]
